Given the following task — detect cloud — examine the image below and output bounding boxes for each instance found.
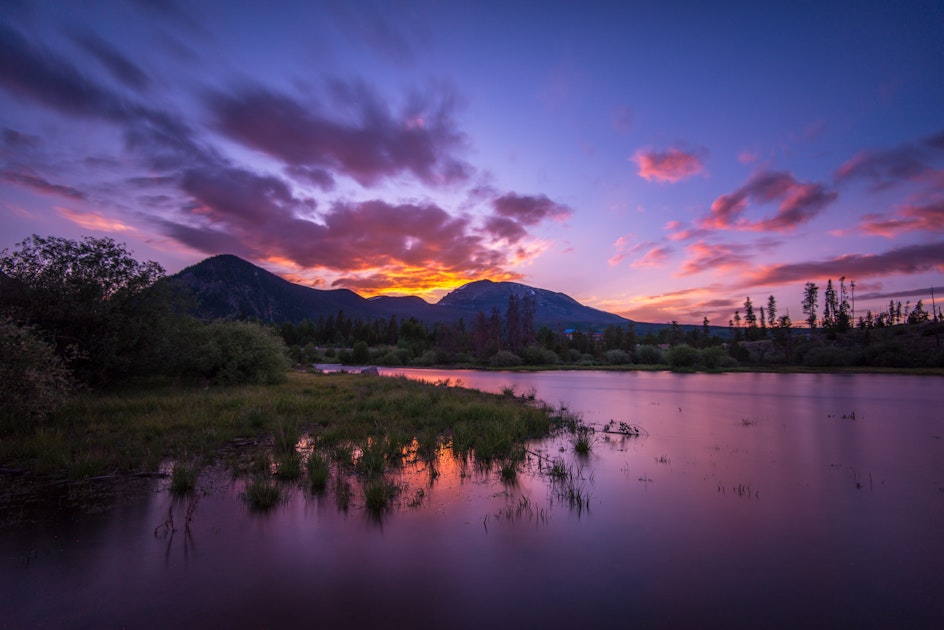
[67,29,150,91]
[492,193,572,225]
[1,171,87,200]
[482,193,572,245]
[704,170,836,232]
[209,82,472,188]
[55,207,137,232]
[747,240,944,286]
[632,147,705,183]
[859,198,944,237]
[834,130,944,190]
[630,244,671,268]
[677,241,754,276]
[856,285,944,301]
[0,21,126,120]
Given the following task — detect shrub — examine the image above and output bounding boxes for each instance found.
[604,349,632,365]
[667,344,700,369]
[521,345,560,365]
[181,320,289,385]
[700,346,729,369]
[0,317,74,428]
[489,350,523,367]
[634,345,665,364]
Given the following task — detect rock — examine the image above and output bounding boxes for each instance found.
[360,366,379,376]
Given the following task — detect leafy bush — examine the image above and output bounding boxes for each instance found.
[0,317,74,428]
[700,346,729,369]
[521,345,560,365]
[634,345,665,364]
[181,320,289,385]
[604,349,632,365]
[667,344,700,368]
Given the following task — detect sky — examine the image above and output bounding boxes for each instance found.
[2,0,943,326]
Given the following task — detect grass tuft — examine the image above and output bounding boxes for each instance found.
[170,461,198,494]
[307,451,330,492]
[243,477,280,510]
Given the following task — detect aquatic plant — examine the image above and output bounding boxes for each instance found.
[573,425,594,454]
[307,452,329,492]
[170,461,198,494]
[273,451,302,481]
[363,476,399,514]
[243,477,280,510]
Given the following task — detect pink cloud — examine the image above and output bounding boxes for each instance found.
[677,241,753,276]
[630,244,671,268]
[632,147,705,183]
[703,170,836,232]
[834,131,944,190]
[746,240,944,287]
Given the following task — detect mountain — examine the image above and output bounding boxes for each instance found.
[169,254,378,323]
[436,280,630,328]
[169,255,634,329]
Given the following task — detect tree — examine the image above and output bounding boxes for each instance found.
[822,279,837,330]
[0,235,172,385]
[0,317,74,428]
[743,297,758,340]
[802,282,819,330]
[907,300,929,324]
[766,295,777,327]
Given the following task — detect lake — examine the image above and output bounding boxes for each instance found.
[2,370,942,628]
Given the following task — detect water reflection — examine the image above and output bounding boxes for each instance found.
[2,371,943,627]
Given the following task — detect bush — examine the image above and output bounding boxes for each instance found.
[634,345,665,364]
[489,350,523,367]
[521,345,560,365]
[0,317,74,428]
[700,346,728,369]
[181,320,289,385]
[667,344,700,369]
[604,349,631,365]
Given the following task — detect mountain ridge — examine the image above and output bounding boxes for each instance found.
[169,254,635,329]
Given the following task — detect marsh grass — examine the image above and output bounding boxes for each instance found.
[363,476,399,514]
[0,372,561,497]
[243,477,280,510]
[170,461,199,494]
[573,425,594,454]
[273,451,302,481]
[307,452,329,492]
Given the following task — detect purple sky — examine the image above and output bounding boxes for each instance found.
[2,1,942,324]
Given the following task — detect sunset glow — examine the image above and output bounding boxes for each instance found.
[1,2,942,324]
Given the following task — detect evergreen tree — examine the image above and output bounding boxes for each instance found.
[802,282,819,329]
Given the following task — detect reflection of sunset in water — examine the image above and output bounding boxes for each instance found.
[3,371,942,627]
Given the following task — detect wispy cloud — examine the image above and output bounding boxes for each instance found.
[746,240,944,286]
[677,241,754,276]
[209,82,472,188]
[632,147,705,184]
[704,170,836,232]
[834,130,944,190]
[1,171,87,200]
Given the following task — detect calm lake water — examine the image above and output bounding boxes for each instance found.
[2,370,943,628]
